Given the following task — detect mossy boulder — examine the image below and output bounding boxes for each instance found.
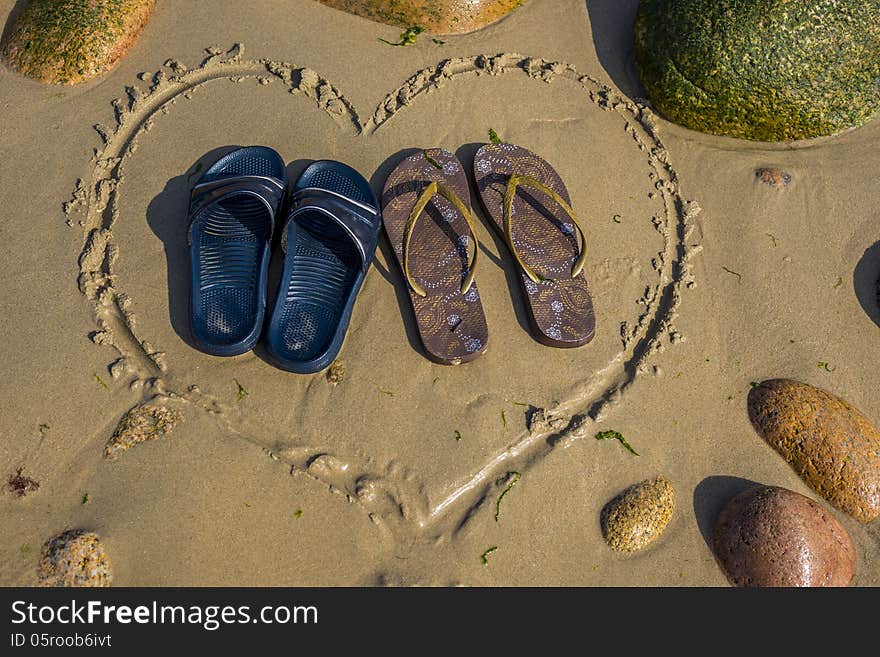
[318,0,526,35]
[2,0,155,85]
[633,0,880,141]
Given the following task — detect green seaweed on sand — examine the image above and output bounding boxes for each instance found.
[432,38,446,45]
[488,128,502,144]
[721,266,742,284]
[93,373,109,390]
[494,471,521,521]
[379,25,424,46]
[81,493,90,505]
[294,509,304,519]
[612,214,622,224]
[832,276,843,289]
[766,233,778,247]
[818,361,836,372]
[38,423,49,436]
[454,430,462,443]
[480,546,498,565]
[501,409,507,429]
[595,430,639,456]
[378,387,395,396]
[233,378,249,402]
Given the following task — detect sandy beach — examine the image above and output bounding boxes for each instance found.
[1,0,877,586]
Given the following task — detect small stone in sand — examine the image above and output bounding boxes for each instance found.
[748,379,880,522]
[1,0,155,85]
[104,403,182,460]
[38,530,112,587]
[326,360,346,386]
[7,467,39,498]
[712,486,855,587]
[755,168,792,189]
[601,476,675,552]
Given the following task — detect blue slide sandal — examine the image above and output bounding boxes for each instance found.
[187,146,287,356]
[266,161,381,373]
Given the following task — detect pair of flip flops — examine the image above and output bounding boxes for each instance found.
[382,143,596,365]
[188,146,380,373]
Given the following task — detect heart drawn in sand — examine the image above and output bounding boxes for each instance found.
[68,44,702,541]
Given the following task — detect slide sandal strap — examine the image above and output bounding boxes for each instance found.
[283,187,380,271]
[188,174,286,242]
[402,181,479,298]
[502,174,587,284]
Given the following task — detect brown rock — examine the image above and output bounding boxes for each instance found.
[755,167,791,189]
[712,486,856,587]
[748,379,880,522]
[317,0,526,35]
[601,476,675,552]
[1,0,155,85]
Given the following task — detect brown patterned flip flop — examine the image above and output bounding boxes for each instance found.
[473,143,596,347]
[382,149,489,365]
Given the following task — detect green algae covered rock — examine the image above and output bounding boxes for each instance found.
[633,0,880,141]
[2,0,155,85]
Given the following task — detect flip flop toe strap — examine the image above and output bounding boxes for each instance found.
[502,174,588,284]
[403,181,480,298]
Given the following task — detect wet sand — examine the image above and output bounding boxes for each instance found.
[0,0,878,586]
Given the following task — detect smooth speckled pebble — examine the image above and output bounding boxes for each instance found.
[712,486,856,587]
[601,476,675,552]
[748,379,880,522]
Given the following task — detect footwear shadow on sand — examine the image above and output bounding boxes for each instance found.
[692,475,763,553]
[584,0,645,100]
[854,241,880,328]
[146,146,240,352]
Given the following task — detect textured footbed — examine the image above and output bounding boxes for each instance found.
[382,148,489,365]
[190,147,284,352]
[473,142,596,348]
[269,162,377,366]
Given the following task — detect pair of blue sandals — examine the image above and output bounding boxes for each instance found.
[188,146,380,373]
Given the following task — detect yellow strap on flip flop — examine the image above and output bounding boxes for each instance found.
[403,180,480,298]
[502,173,588,284]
